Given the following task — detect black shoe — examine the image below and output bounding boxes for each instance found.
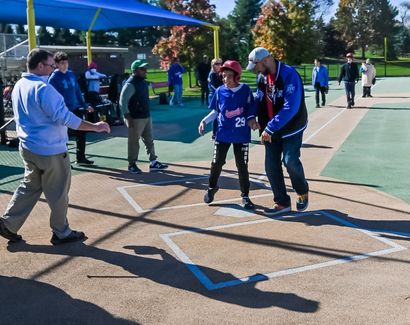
[351,101,355,106]
[149,161,168,171]
[315,104,320,108]
[0,219,22,243]
[321,101,326,106]
[76,158,94,165]
[242,197,255,210]
[204,186,219,204]
[128,164,142,174]
[50,230,86,245]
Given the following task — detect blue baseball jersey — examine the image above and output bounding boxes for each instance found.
[210,84,256,144]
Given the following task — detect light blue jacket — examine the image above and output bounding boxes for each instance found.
[312,65,329,87]
[12,73,82,155]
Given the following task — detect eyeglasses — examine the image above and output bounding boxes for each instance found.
[43,63,57,69]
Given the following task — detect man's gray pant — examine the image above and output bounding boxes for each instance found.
[128,117,157,165]
[1,147,71,237]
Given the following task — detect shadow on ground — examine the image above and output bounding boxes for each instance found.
[7,243,320,313]
[0,276,136,324]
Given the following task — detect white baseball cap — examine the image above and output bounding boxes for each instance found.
[246,47,270,71]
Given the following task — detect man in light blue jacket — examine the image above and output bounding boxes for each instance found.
[0,49,110,246]
[312,58,329,108]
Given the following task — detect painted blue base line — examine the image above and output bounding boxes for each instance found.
[161,210,408,291]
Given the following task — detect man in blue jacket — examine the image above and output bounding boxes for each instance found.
[49,51,95,164]
[312,58,329,108]
[168,57,185,107]
[247,47,309,215]
[0,49,110,245]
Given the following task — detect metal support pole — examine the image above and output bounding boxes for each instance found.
[384,37,387,77]
[86,8,101,65]
[27,0,37,50]
[206,25,220,59]
[0,78,6,144]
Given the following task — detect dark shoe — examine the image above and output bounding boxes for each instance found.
[315,104,320,108]
[296,193,309,212]
[50,230,86,245]
[0,219,22,243]
[368,95,373,97]
[346,104,352,109]
[76,158,94,165]
[204,186,219,204]
[149,161,168,171]
[242,197,255,210]
[321,101,326,106]
[351,101,355,106]
[128,164,142,174]
[264,204,291,216]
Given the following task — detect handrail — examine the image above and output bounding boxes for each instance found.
[0,39,29,57]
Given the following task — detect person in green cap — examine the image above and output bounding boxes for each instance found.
[119,59,168,174]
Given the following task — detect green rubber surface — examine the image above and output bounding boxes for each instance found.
[321,78,410,204]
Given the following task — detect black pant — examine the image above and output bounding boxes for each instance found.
[314,82,326,105]
[71,109,87,160]
[208,141,250,197]
[201,81,209,105]
[363,86,371,97]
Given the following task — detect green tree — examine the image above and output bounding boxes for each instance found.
[334,0,399,58]
[152,0,216,69]
[228,0,262,65]
[38,26,53,45]
[252,0,318,65]
[321,21,347,57]
[15,24,26,35]
[72,30,85,45]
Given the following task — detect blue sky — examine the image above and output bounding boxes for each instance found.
[211,0,405,19]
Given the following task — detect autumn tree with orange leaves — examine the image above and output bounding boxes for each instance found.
[152,0,216,70]
[252,0,320,65]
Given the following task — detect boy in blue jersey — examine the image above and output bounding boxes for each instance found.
[49,51,95,165]
[198,60,259,209]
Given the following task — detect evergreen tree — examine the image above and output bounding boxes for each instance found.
[15,24,26,35]
[321,21,347,57]
[72,30,85,45]
[38,26,53,45]
[229,0,262,65]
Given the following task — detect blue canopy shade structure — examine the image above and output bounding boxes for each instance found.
[1,0,209,30]
[0,0,219,61]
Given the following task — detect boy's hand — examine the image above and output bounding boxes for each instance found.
[248,119,260,130]
[198,120,206,135]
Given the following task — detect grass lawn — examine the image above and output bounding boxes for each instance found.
[131,56,410,96]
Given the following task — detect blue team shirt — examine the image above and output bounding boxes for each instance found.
[209,84,256,144]
[49,69,87,111]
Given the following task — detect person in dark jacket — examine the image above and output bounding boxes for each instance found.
[207,57,223,140]
[49,51,95,165]
[119,59,168,174]
[196,55,211,105]
[247,47,309,216]
[338,53,360,109]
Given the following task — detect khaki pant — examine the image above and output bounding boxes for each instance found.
[127,117,157,165]
[2,147,71,237]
